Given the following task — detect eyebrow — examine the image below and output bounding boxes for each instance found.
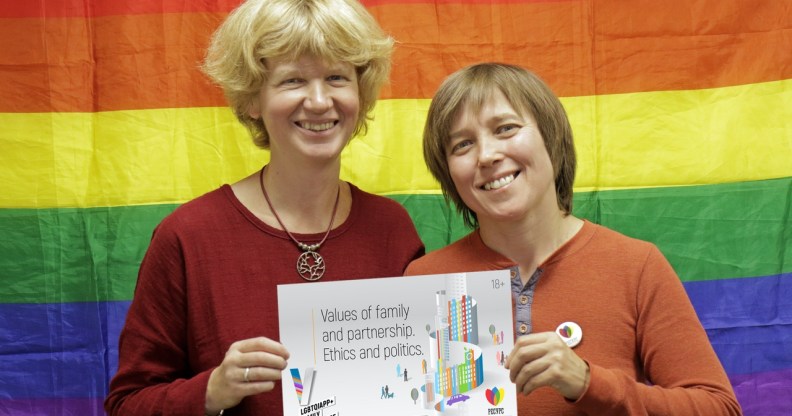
[449,112,520,137]
[268,66,301,78]
[489,113,520,123]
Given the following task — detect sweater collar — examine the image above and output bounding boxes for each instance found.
[468,219,597,269]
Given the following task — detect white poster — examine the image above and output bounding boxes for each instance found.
[278,270,517,416]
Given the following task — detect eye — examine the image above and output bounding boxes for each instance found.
[448,138,474,155]
[279,78,303,87]
[273,77,305,89]
[327,74,352,85]
[495,124,520,135]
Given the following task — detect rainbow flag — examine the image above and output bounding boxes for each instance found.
[1,0,790,414]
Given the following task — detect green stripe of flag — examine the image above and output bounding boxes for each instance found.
[1,177,790,303]
[0,204,177,304]
[574,177,792,283]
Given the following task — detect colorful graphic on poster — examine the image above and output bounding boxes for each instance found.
[278,271,517,415]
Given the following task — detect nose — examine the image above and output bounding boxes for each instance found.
[477,135,503,167]
[304,81,332,113]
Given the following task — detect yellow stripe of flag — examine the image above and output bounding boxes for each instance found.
[2,79,790,208]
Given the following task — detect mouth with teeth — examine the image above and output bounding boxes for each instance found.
[482,172,519,191]
[297,121,338,132]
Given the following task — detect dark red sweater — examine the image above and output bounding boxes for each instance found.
[105,184,424,415]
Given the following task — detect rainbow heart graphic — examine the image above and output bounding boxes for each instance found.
[485,387,503,406]
[558,325,573,338]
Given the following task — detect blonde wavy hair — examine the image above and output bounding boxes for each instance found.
[202,0,394,148]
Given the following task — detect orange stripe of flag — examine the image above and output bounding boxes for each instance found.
[0,0,238,18]
[0,0,575,18]
[0,14,225,113]
[1,2,790,112]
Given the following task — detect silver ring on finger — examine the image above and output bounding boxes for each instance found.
[244,367,250,383]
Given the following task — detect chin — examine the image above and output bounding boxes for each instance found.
[306,149,346,163]
[481,208,526,222]
[302,140,346,155]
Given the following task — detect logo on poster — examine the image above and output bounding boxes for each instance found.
[486,386,506,414]
[290,368,316,405]
[485,386,504,405]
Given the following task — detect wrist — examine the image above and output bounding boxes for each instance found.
[205,367,225,416]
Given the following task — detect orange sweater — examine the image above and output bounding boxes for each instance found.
[405,221,741,415]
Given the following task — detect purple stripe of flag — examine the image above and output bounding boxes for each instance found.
[730,368,792,416]
[0,398,104,416]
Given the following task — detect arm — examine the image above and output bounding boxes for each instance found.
[574,247,742,415]
[105,220,292,416]
[506,245,741,415]
[104,224,210,415]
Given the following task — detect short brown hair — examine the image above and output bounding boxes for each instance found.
[423,63,576,228]
[202,0,393,148]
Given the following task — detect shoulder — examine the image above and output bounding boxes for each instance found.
[154,186,235,238]
[405,232,494,276]
[345,183,423,241]
[579,221,678,287]
[584,221,660,261]
[348,184,415,225]
[169,186,231,218]
[350,185,408,213]
[335,184,424,273]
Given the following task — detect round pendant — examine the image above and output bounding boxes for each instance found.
[296,251,325,281]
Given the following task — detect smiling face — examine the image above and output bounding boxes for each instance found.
[446,89,558,226]
[248,55,360,165]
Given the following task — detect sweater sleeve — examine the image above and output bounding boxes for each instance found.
[574,246,742,415]
[104,222,212,416]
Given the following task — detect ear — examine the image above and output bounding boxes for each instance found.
[246,97,261,120]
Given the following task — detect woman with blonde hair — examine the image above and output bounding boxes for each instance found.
[105,0,424,414]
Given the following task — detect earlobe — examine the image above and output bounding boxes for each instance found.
[247,100,261,119]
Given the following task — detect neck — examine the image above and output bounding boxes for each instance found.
[262,160,345,234]
[267,156,341,194]
[479,207,582,279]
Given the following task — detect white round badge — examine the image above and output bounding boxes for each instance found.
[555,321,583,348]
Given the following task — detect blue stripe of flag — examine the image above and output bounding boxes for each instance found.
[0,273,789,399]
[684,272,792,375]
